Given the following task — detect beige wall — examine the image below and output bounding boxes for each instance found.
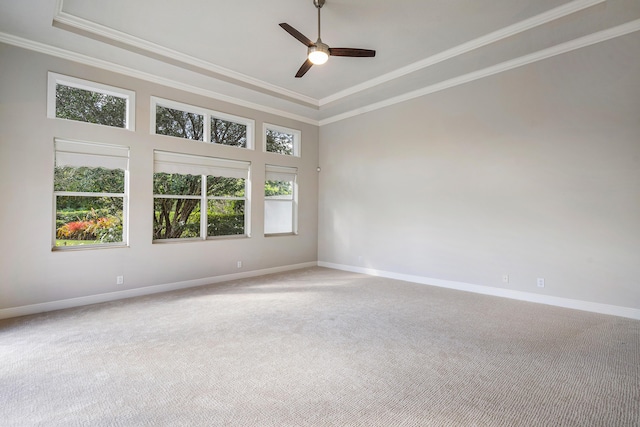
[2,30,639,316]
[318,33,640,310]
[0,44,319,311]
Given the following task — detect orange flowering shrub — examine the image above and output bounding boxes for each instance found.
[57,217,121,242]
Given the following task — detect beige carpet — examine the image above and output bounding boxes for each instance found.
[1,267,639,426]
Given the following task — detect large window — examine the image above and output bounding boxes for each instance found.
[47,72,135,130]
[151,97,253,149]
[264,165,297,235]
[153,151,250,241]
[264,124,301,157]
[53,139,129,249]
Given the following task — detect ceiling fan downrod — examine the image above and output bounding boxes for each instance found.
[314,0,325,42]
[279,0,375,78]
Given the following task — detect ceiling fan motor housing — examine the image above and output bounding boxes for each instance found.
[308,42,330,64]
[279,0,375,77]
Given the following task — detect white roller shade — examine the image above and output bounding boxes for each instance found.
[265,165,297,182]
[154,151,250,179]
[55,139,129,170]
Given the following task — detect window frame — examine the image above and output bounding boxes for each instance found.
[152,150,251,242]
[264,165,298,236]
[47,72,136,130]
[150,97,254,149]
[52,138,130,251]
[263,123,301,157]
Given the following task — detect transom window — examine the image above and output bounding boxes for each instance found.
[153,151,250,241]
[151,97,253,149]
[53,139,129,249]
[47,72,135,130]
[264,165,297,235]
[264,124,301,157]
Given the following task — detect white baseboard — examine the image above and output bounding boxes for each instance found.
[0,262,318,320]
[318,261,640,320]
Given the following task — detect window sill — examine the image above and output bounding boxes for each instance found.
[52,243,129,252]
[265,232,297,237]
[152,234,250,244]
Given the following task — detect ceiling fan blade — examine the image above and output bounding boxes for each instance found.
[279,23,314,47]
[329,48,376,57]
[295,59,314,78]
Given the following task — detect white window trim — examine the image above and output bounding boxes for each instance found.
[47,72,136,131]
[53,138,130,250]
[150,97,254,149]
[264,164,298,236]
[153,150,251,242]
[263,123,301,157]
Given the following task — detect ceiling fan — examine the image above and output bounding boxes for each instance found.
[279,0,376,78]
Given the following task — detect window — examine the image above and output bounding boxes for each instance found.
[53,139,129,249]
[264,124,301,157]
[47,72,135,130]
[264,165,297,235]
[151,97,253,149]
[153,151,250,241]
[155,104,204,141]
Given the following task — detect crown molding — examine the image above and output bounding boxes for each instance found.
[2,6,638,128]
[0,32,320,126]
[53,1,320,109]
[319,0,607,106]
[319,18,640,126]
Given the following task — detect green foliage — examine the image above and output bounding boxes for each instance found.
[56,195,123,217]
[207,200,244,236]
[156,106,203,140]
[152,173,201,239]
[56,84,126,127]
[153,173,246,239]
[266,129,293,155]
[153,173,201,196]
[153,199,201,239]
[211,118,247,147]
[55,166,124,193]
[207,176,245,197]
[54,165,125,246]
[207,213,244,236]
[265,180,293,197]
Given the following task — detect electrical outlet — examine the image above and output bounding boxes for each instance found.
[502,274,509,284]
[537,278,545,288]
[116,276,124,285]
[237,261,242,269]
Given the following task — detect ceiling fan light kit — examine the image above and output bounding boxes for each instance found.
[308,43,329,65]
[279,0,376,77]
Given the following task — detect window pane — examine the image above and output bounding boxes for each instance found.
[265,200,293,234]
[153,199,200,239]
[153,173,201,196]
[156,106,204,140]
[266,129,293,155]
[56,84,127,128]
[54,166,125,193]
[207,200,245,237]
[55,196,123,246]
[207,176,245,197]
[265,180,293,199]
[211,118,247,147]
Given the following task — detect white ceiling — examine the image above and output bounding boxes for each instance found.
[1,0,639,124]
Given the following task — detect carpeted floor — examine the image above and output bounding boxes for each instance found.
[1,267,639,426]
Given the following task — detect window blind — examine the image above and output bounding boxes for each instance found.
[55,139,129,170]
[154,151,250,179]
[265,164,297,182]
